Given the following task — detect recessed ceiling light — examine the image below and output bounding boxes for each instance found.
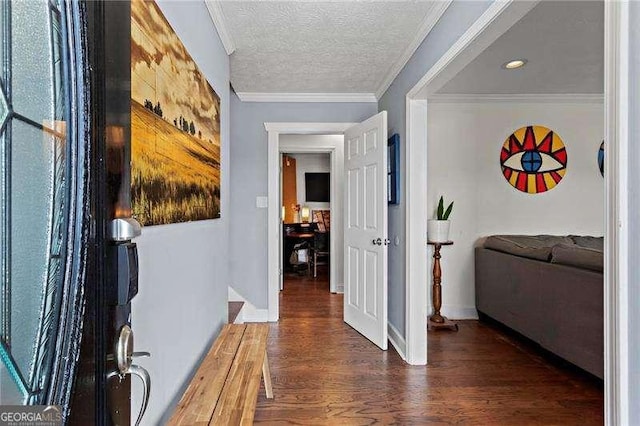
[502,59,528,70]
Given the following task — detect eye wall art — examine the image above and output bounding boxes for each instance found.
[500,125,568,194]
[598,141,605,177]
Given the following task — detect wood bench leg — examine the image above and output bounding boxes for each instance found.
[262,352,274,399]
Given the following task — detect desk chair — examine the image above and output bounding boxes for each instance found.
[311,231,330,278]
[290,241,311,275]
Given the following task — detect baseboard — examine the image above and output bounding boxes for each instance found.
[336,283,344,293]
[228,286,269,323]
[440,305,479,320]
[241,308,269,323]
[387,323,407,361]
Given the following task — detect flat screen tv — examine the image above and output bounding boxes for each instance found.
[305,173,330,202]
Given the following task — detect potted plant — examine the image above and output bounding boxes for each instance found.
[428,196,453,243]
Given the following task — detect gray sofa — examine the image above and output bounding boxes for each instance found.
[475,235,603,379]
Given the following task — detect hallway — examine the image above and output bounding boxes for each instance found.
[254,269,604,424]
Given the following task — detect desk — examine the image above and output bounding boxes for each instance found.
[427,241,457,331]
[286,232,314,239]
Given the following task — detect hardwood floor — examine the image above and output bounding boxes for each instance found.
[255,268,603,424]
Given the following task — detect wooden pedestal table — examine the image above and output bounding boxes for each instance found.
[427,241,458,331]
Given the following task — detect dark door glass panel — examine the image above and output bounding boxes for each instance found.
[10,120,56,388]
[0,362,23,404]
[0,0,73,406]
[10,1,59,127]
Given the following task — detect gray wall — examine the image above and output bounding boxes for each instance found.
[229,95,377,308]
[131,1,230,424]
[378,0,493,335]
[628,2,640,422]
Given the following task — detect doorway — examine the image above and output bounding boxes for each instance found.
[266,114,390,352]
[279,136,343,296]
[281,150,333,289]
[266,124,353,323]
[406,0,625,422]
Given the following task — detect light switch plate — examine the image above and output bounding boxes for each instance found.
[256,196,268,209]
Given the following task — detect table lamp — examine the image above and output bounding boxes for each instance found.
[301,206,310,223]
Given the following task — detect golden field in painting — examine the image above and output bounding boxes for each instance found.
[131,0,221,225]
[131,101,220,225]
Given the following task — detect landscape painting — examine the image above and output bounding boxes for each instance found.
[131,0,221,225]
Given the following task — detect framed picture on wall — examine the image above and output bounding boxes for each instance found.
[388,133,400,205]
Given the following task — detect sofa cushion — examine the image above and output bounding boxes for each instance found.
[483,235,574,261]
[551,243,604,272]
[570,235,604,252]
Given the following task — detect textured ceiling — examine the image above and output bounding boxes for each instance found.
[437,1,604,95]
[219,1,438,94]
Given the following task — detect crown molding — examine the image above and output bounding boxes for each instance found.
[428,93,605,104]
[205,0,235,55]
[236,92,378,103]
[375,0,453,100]
[264,122,356,133]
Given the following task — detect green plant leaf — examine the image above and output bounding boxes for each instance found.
[443,202,454,220]
[437,196,444,220]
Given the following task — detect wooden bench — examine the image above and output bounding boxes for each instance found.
[168,323,273,425]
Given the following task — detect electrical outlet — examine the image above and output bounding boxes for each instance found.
[256,196,268,208]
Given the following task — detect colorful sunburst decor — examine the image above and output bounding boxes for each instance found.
[500,125,568,194]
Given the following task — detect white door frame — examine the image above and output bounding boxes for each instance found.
[265,123,355,322]
[406,0,627,423]
[604,1,629,424]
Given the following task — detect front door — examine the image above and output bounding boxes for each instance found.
[343,112,389,350]
[0,0,96,418]
[0,1,148,424]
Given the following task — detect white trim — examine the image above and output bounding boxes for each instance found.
[265,122,355,134]
[336,283,344,294]
[279,138,345,295]
[387,323,407,361]
[266,123,357,322]
[267,130,280,322]
[408,1,539,99]
[404,99,428,366]
[440,306,478,320]
[375,1,453,99]
[237,92,378,103]
[204,0,235,55]
[228,286,270,323]
[228,286,244,303]
[428,93,604,104]
[241,308,269,323]
[605,1,628,424]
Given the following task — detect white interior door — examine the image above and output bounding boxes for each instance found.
[344,111,388,350]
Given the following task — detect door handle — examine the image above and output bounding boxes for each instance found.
[372,238,382,246]
[107,363,150,426]
[109,325,151,426]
